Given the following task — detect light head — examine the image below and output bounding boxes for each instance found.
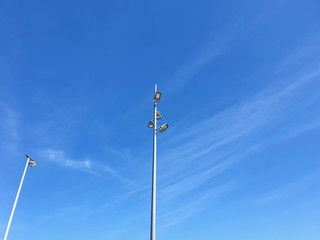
[28,159,36,167]
[159,123,168,133]
[153,92,162,103]
[156,112,162,120]
[148,121,154,128]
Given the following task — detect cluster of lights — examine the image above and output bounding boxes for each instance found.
[147,91,169,133]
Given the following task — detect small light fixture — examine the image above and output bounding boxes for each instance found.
[148,121,154,128]
[28,159,36,167]
[159,123,168,133]
[156,112,162,120]
[154,92,162,102]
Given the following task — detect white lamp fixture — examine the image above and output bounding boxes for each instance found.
[28,160,36,167]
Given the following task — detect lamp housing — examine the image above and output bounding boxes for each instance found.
[148,121,154,128]
[153,92,162,102]
[159,123,168,133]
[28,160,36,167]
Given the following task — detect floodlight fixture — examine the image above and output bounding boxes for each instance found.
[153,91,162,102]
[28,160,36,167]
[159,123,168,133]
[156,112,162,120]
[148,121,154,128]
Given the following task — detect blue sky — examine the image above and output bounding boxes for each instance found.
[1,0,320,239]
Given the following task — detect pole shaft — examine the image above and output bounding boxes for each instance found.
[151,84,157,240]
[3,158,29,240]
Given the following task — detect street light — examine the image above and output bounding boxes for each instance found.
[3,155,36,240]
[147,84,168,240]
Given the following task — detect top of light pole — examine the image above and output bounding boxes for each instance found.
[147,84,169,133]
[26,154,36,167]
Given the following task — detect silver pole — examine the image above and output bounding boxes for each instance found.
[3,157,30,240]
[150,84,157,240]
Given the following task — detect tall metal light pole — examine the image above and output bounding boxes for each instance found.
[147,84,168,240]
[3,155,36,240]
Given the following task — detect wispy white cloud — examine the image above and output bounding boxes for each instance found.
[39,148,131,182]
[255,172,320,205]
[159,145,258,201]
[0,102,19,140]
[158,183,235,228]
[153,65,320,227]
[85,185,149,216]
[162,68,319,171]
[167,68,320,147]
[274,37,320,75]
[163,22,241,97]
[0,102,21,159]
[245,0,291,34]
[163,42,226,96]
[42,148,96,173]
[124,21,241,118]
[281,117,320,140]
[42,211,65,220]
[41,204,87,221]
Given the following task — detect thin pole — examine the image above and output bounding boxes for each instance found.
[3,157,30,240]
[150,84,157,240]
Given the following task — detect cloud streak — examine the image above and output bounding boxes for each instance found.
[153,65,320,226]
[0,102,20,154]
[255,172,320,205]
[124,20,242,118]
[158,183,236,229]
[39,148,131,182]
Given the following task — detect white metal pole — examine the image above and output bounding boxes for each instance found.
[151,84,157,240]
[3,157,30,240]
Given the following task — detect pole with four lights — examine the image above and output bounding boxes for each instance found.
[3,155,36,240]
[148,84,168,240]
